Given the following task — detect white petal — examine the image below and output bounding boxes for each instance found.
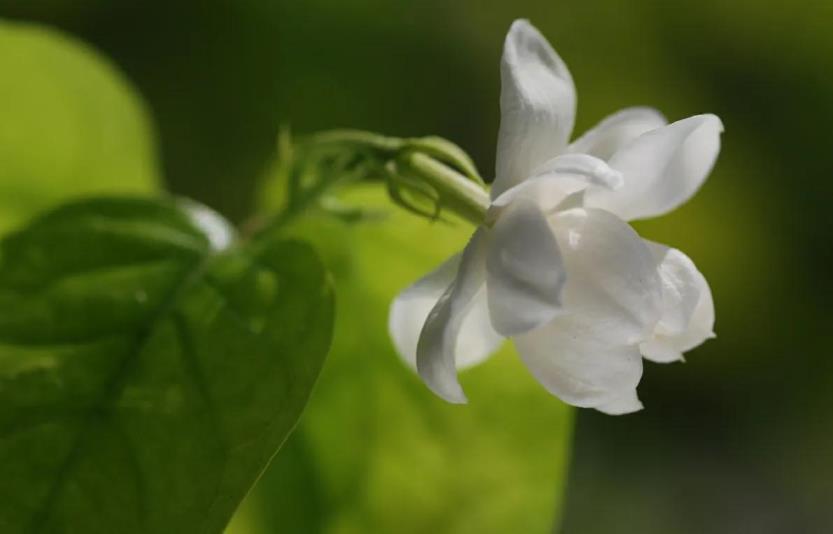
[416,230,497,403]
[492,19,576,198]
[531,153,624,190]
[390,252,503,372]
[638,339,682,364]
[674,282,715,350]
[596,388,644,415]
[486,199,565,337]
[568,107,667,160]
[551,208,662,344]
[586,114,724,221]
[639,241,715,362]
[389,254,460,368]
[515,314,643,409]
[489,154,621,215]
[455,287,505,368]
[646,242,702,335]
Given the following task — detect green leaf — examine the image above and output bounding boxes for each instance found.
[0,21,161,234]
[233,186,573,534]
[0,197,334,533]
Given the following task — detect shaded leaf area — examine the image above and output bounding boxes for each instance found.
[231,187,574,534]
[0,21,160,234]
[0,198,334,534]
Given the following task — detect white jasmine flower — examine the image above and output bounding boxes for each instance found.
[389,19,721,414]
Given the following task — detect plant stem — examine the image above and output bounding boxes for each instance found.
[247,129,491,240]
[398,152,489,225]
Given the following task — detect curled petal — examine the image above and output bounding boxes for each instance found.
[390,251,503,372]
[551,208,662,344]
[586,114,724,221]
[492,19,576,198]
[490,154,621,216]
[416,230,500,403]
[531,153,624,190]
[568,107,667,160]
[486,199,566,337]
[454,288,505,368]
[646,242,702,334]
[674,284,715,350]
[515,314,643,411]
[639,241,715,363]
[389,254,459,368]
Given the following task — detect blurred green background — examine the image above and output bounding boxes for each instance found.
[1,0,831,532]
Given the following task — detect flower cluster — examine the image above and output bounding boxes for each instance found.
[389,20,721,414]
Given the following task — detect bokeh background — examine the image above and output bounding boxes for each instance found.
[1,0,831,532]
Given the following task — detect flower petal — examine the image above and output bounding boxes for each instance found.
[389,254,459,368]
[390,251,504,373]
[531,153,624,190]
[492,19,576,198]
[586,114,724,221]
[568,107,667,160]
[490,154,621,215]
[551,208,662,344]
[455,287,505,368]
[639,241,715,363]
[486,198,566,337]
[596,388,644,415]
[515,314,643,410]
[416,230,497,403]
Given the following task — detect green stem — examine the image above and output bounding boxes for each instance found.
[398,152,489,225]
[305,129,403,153]
[248,129,490,240]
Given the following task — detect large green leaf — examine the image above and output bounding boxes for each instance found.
[0,198,334,533]
[0,21,160,233]
[232,187,573,534]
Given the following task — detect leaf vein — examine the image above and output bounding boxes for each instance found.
[24,253,212,533]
